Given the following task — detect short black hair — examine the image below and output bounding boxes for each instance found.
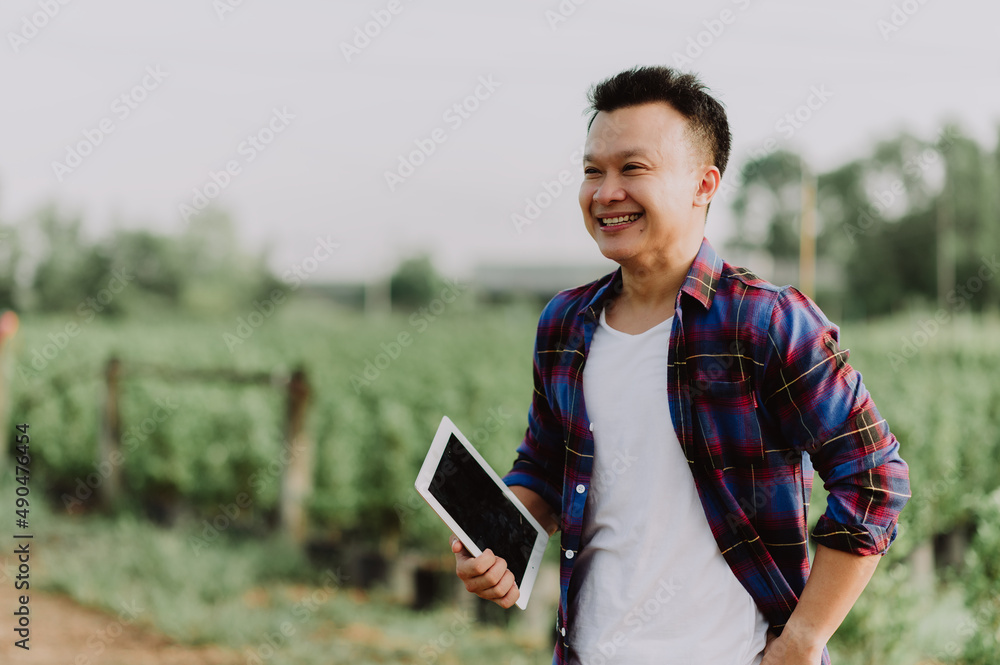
[586,66,732,177]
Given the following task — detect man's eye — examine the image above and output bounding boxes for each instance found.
[584,167,600,175]
[623,164,641,171]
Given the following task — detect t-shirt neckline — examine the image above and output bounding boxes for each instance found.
[598,307,673,339]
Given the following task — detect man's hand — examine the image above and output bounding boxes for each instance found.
[758,544,881,664]
[760,629,824,665]
[451,534,520,608]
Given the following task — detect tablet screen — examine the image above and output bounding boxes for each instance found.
[429,433,537,584]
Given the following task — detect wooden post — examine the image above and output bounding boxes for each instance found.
[280,366,313,545]
[936,180,955,309]
[0,311,19,475]
[98,356,123,509]
[799,160,817,300]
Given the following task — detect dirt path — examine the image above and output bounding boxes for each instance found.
[0,591,243,665]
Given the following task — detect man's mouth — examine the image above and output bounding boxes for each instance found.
[598,213,643,227]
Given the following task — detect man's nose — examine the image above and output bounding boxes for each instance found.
[593,176,626,205]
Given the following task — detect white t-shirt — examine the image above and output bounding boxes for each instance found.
[568,309,769,665]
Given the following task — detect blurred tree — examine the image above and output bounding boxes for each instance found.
[31,205,117,314]
[730,149,804,261]
[730,127,999,319]
[389,254,443,309]
[939,126,1000,312]
[104,228,187,305]
[11,202,284,317]
[0,223,21,311]
[176,208,283,315]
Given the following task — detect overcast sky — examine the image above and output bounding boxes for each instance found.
[2,0,998,282]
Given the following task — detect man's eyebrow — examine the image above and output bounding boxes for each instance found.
[582,147,649,163]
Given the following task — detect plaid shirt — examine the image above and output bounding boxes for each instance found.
[503,238,910,665]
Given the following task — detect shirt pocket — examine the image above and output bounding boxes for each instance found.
[689,377,764,471]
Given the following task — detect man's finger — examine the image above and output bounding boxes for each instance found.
[483,569,515,600]
[466,548,498,576]
[495,579,520,609]
[481,556,509,588]
[456,548,497,584]
[461,552,506,593]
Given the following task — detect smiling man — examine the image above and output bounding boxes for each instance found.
[452,66,910,665]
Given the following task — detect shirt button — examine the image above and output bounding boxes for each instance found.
[575,484,585,494]
[561,627,566,636]
[589,422,594,432]
[565,549,575,559]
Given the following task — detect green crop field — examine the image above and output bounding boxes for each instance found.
[4,300,1000,663]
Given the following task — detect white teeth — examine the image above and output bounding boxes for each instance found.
[601,213,641,226]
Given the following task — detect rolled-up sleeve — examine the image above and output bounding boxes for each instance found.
[761,288,911,556]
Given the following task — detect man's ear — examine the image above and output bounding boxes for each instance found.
[694,165,721,209]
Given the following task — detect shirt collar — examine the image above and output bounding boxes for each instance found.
[581,237,723,320]
[680,237,723,310]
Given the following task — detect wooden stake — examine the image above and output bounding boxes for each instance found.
[280,367,313,545]
[799,160,817,299]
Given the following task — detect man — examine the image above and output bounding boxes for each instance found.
[452,66,910,664]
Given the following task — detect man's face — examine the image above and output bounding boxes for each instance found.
[579,102,716,266]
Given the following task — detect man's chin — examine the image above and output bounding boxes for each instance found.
[595,242,636,265]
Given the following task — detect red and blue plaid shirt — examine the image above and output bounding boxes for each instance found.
[503,238,910,665]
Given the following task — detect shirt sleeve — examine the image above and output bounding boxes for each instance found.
[761,287,911,556]
[502,314,566,518]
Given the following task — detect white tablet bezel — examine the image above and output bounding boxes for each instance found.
[415,415,548,610]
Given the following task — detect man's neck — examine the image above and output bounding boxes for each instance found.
[605,234,703,334]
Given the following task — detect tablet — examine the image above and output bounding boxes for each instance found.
[415,415,548,610]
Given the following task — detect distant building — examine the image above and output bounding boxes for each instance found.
[472,262,616,303]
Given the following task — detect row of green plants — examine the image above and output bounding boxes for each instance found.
[10,305,999,550]
[6,299,537,549]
